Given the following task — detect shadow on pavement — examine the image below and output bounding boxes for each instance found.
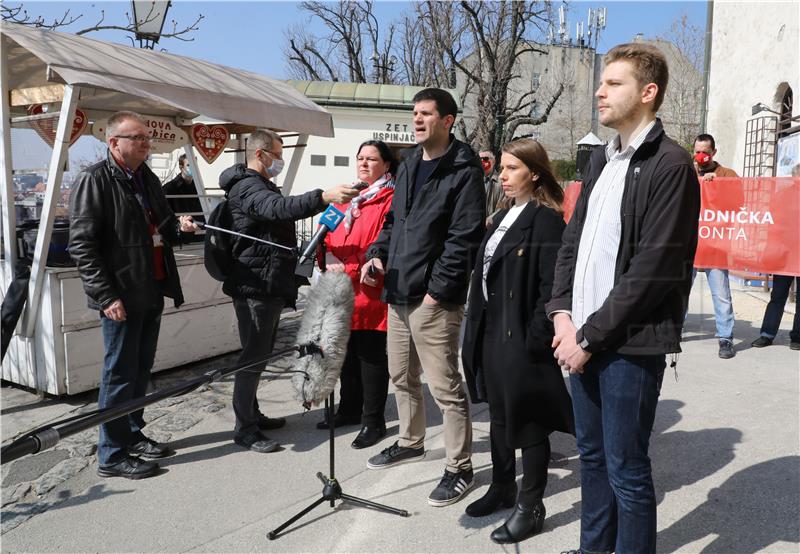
[658,455,800,552]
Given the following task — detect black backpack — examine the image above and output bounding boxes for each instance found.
[203,197,236,281]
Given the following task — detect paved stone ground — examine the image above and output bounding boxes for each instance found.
[0,280,798,552]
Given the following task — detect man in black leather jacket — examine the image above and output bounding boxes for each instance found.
[69,111,198,480]
[219,129,358,454]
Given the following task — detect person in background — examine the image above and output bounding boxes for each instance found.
[316,140,398,450]
[462,138,574,543]
[219,129,358,454]
[752,275,800,350]
[479,148,504,220]
[162,153,205,243]
[69,111,198,480]
[691,133,738,359]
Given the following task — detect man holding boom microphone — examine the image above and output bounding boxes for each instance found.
[218,129,358,454]
[360,88,485,506]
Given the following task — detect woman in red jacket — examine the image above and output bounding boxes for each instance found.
[317,140,397,449]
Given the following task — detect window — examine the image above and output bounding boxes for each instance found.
[310,155,326,166]
[334,156,349,167]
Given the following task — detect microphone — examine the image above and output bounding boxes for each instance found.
[292,271,354,407]
[297,204,346,267]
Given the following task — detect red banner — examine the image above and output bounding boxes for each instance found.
[562,178,800,276]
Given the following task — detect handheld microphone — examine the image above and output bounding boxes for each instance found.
[297,204,346,267]
[292,271,354,407]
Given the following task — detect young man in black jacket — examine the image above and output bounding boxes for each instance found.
[547,45,700,554]
[219,129,358,454]
[360,88,485,506]
[162,153,204,243]
[69,111,198,479]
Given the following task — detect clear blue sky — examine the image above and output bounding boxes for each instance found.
[15,1,707,79]
[9,1,707,171]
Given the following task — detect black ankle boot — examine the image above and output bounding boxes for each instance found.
[490,500,546,544]
[464,482,517,517]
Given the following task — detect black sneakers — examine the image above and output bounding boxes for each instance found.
[234,431,280,453]
[98,456,158,479]
[428,467,474,507]
[128,437,174,459]
[366,441,424,469]
[718,339,735,359]
[257,414,287,430]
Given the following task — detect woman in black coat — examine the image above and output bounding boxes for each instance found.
[461,138,574,544]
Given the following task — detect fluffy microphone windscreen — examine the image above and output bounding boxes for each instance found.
[291,271,354,406]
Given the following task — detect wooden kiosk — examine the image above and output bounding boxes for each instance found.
[0,24,333,394]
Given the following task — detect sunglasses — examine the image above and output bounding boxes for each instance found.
[480,156,492,162]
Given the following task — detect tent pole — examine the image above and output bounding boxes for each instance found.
[182,144,210,217]
[280,133,308,197]
[21,84,79,338]
[0,35,18,288]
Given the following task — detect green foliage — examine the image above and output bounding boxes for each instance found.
[551,159,577,182]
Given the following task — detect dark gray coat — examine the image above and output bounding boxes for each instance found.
[219,164,325,304]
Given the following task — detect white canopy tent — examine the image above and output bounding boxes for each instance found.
[0,23,333,393]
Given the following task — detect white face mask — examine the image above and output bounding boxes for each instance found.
[261,152,284,178]
[268,157,285,178]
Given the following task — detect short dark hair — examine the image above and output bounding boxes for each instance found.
[604,43,669,111]
[412,88,458,121]
[694,133,716,150]
[178,153,188,167]
[357,140,399,175]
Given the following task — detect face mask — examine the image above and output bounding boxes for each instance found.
[266,156,285,178]
[183,166,192,178]
[694,152,711,166]
[481,159,492,173]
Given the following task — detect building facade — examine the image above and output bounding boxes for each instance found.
[705,1,799,176]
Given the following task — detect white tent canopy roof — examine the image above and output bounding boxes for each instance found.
[577,132,604,146]
[2,23,334,137]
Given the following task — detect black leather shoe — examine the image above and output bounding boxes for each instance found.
[257,414,287,430]
[465,482,517,517]
[97,456,158,479]
[490,500,546,544]
[560,550,581,554]
[234,431,280,453]
[751,336,773,348]
[128,437,174,459]
[316,412,361,430]
[351,424,387,449]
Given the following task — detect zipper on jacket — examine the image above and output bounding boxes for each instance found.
[613,165,641,281]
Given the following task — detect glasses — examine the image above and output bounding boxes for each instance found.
[261,149,283,161]
[114,135,152,143]
[480,156,492,162]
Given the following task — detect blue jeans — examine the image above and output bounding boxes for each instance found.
[692,268,735,340]
[570,353,666,554]
[760,275,800,342]
[97,297,164,466]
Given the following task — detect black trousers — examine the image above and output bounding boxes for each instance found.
[336,330,390,427]
[232,296,285,435]
[490,418,551,506]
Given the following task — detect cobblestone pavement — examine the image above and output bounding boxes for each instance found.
[0,300,305,535]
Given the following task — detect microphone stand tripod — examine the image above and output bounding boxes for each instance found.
[269,244,408,540]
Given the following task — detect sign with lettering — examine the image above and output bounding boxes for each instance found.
[190,123,230,163]
[371,122,416,144]
[28,104,87,148]
[563,178,800,275]
[319,204,345,230]
[92,115,188,154]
